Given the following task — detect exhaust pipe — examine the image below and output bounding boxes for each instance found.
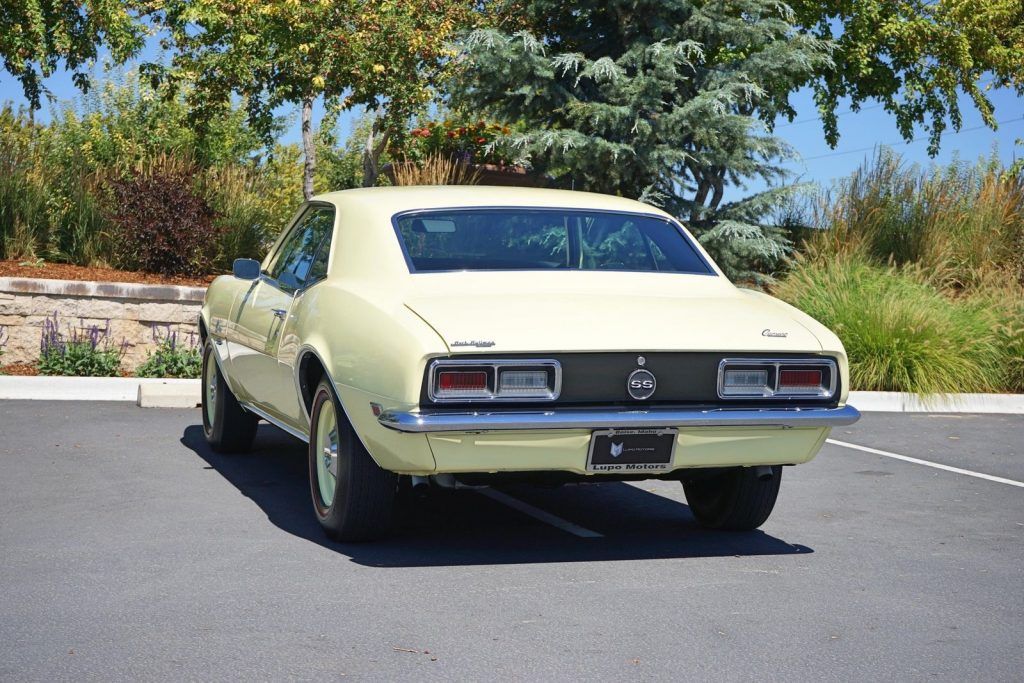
[753,466,774,481]
[410,475,430,491]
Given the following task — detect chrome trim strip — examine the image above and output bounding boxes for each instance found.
[427,358,562,403]
[378,404,861,433]
[241,401,310,443]
[717,357,838,400]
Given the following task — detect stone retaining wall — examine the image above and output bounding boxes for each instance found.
[0,277,205,370]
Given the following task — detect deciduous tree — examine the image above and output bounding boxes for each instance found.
[155,0,474,198]
[0,0,147,110]
[790,0,1024,154]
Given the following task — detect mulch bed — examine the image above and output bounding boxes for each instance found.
[0,260,219,287]
[0,364,140,378]
[0,364,40,376]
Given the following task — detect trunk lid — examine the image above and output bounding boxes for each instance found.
[402,272,822,353]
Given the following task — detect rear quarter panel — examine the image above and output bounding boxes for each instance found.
[739,289,851,404]
[292,282,447,472]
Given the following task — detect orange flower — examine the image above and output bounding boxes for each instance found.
[476,137,486,144]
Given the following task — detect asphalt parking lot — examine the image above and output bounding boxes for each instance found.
[1,401,1021,681]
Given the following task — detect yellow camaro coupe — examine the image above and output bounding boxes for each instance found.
[200,186,860,541]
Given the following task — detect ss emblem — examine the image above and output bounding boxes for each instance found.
[626,368,657,400]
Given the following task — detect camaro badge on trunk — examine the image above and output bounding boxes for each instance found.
[627,368,657,400]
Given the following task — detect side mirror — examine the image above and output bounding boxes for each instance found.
[232,258,261,280]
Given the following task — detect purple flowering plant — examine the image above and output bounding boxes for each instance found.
[37,312,126,377]
[136,324,201,378]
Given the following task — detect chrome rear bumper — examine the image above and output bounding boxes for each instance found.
[378,404,861,433]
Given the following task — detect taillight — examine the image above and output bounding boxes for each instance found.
[498,369,549,394]
[429,360,561,402]
[435,370,489,398]
[778,368,824,393]
[438,370,487,391]
[722,369,771,396]
[718,359,836,399]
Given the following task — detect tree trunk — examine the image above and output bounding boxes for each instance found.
[301,96,317,200]
[361,119,391,188]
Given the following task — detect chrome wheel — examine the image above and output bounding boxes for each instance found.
[204,355,218,427]
[315,398,339,506]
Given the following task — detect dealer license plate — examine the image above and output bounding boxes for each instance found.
[586,428,677,473]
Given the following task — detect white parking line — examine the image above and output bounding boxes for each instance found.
[826,439,1024,488]
[479,489,604,538]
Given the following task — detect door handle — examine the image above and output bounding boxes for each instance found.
[272,308,287,319]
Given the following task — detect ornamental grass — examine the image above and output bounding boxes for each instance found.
[777,150,1024,394]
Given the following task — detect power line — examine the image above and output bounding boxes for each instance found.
[776,103,885,128]
[799,115,1024,162]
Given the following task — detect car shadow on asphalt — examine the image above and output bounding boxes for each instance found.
[182,424,812,567]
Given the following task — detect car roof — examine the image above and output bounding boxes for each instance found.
[313,185,672,218]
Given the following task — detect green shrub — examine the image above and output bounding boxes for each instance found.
[136,328,202,379]
[773,254,1006,394]
[1,73,297,271]
[37,314,125,377]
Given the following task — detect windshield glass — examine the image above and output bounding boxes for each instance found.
[393,209,714,274]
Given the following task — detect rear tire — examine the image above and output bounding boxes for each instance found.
[201,339,258,453]
[682,466,782,530]
[308,379,397,542]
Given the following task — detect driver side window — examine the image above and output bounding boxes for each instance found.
[267,207,334,293]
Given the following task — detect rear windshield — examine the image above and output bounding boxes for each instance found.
[393,209,715,274]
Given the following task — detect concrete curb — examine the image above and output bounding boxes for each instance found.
[137,381,201,408]
[847,391,1024,414]
[0,376,200,407]
[0,378,1021,413]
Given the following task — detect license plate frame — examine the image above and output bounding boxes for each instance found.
[586,427,678,473]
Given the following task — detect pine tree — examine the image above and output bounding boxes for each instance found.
[456,0,830,280]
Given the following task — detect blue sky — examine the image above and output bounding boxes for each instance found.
[753,85,1023,195]
[1,56,1021,200]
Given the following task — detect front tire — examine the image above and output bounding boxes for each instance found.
[682,466,782,531]
[201,339,258,453]
[308,379,397,542]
